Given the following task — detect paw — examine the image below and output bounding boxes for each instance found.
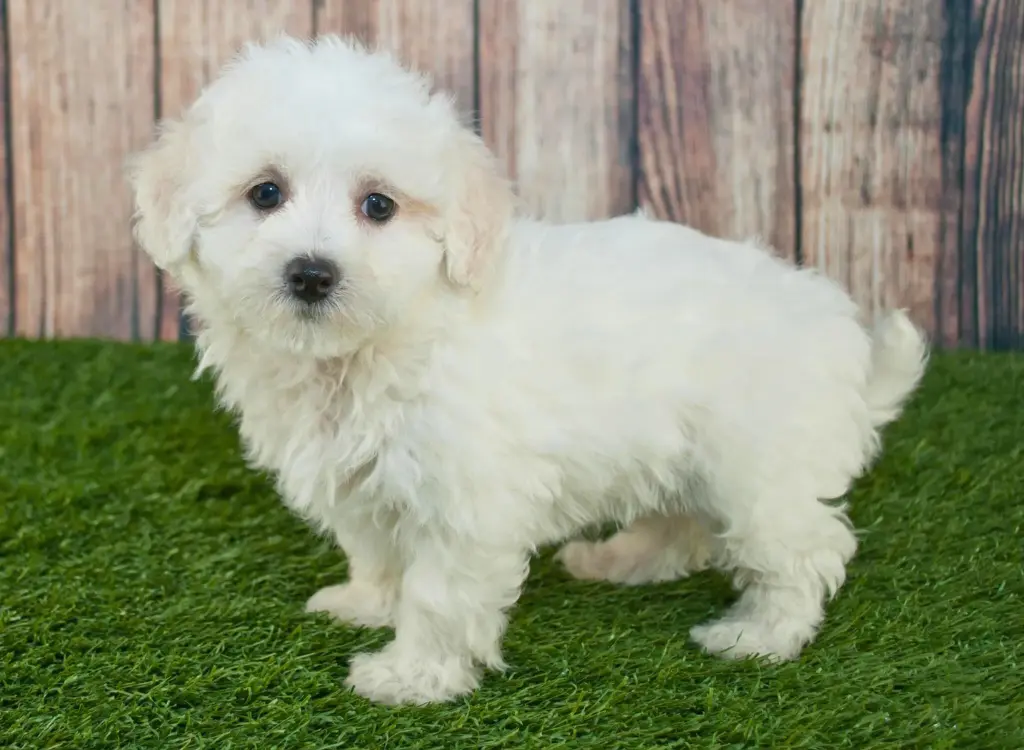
[689,618,806,663]
[556,539,621,582]
[344,645,480,706]
[556,538,697,586]
[305,581,395,629]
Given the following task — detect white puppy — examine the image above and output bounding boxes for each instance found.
[128,35,928,705]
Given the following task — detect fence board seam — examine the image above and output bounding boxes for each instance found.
[472,0,481,133]
[1,0,12,336]
[793,0,803,265]
[151,0,165,341]
[622,0,638,212]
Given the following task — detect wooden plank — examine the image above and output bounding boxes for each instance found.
[801,0,947,335]
[638,0,798,259]
[315,0,476,121]
[8,0,156,340]
[960,0,1024,351]
[157,0,315,340]
[935,0,971,349]
[0,0,11,336]
[478,0,635,222]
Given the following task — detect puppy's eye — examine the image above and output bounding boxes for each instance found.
[249,182,283,210]
[360,192,396,223]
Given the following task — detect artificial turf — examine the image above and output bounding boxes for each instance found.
[0,338,1021,749]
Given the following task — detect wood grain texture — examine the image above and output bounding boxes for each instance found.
[801,0,947,334]
[936,0,972,348]
[478,0,635,222]
[8,0,156,340]
[156,0,315,340]
[315,0,476,115]
[0,0,10,335]
[960,0,1024,350]
[638,0,798,258]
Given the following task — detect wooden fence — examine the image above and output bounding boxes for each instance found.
[0,1,1021,349]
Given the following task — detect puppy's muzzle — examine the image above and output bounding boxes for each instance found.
[284,255,339,305]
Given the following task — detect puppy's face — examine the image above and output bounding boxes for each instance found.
[129,37,512,356]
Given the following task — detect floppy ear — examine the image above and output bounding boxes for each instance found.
[126,119,198,272]
[441,129,515,290]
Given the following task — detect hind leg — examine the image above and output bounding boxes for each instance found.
[689,492,857,662]
[556,513,714,585]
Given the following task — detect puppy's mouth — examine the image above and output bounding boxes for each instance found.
[276,289,344,322]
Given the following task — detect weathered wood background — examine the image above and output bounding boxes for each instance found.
[0,0,1021,349]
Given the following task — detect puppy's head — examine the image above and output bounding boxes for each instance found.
[128,35,513,356]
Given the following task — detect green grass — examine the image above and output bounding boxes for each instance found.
[1,339,1022,749]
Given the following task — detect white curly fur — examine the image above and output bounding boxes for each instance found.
[127,34,929,705]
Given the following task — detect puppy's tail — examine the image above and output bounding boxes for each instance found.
[864,309,929,430]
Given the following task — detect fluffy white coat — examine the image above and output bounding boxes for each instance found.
[127,35,929,705]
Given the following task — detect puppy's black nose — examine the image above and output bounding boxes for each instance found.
[284,256,338,304]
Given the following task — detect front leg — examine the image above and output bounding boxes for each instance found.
[345,534,530,705]
[306,511,402,629]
